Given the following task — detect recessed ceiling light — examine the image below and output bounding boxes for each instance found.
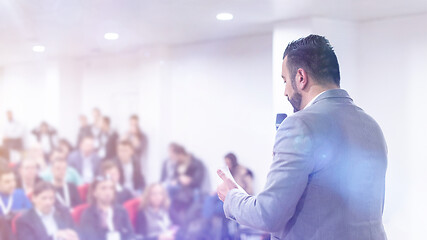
[216,13,233,21]
[104,32,119,40]
[32,45,45,53]
[216,13,234,21]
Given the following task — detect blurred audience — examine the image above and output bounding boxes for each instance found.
[99,116,119,160]
[2,111,24,152]
[79,176,134,240]
[0,166,32,218]
[0,108,255,239]
[51,158,82,209]
[163,143,206,230]
[40,148,82,186]
[31,121,58,158]
[224,153,254,195]
[136,183,177,240]
[58,138,73,159]
[126,114,148,161]
[68,135,101,184]
[76,115,92,147]
[114,140,146,194]
[25,143,48,171]
[99,161,133,205]
[16,181,79,240]
[90,108,103,150]
[15,157,42,196]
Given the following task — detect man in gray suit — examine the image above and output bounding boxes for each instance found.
[217,35,387,240]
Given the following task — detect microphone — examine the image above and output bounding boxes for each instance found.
[276,113,287,130]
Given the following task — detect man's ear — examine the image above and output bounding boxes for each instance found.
[296,68,308,90]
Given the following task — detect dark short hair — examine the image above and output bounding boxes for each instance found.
[225,153,238,168]
[33,181,56,196]
[103,116,111,126]
[88,175,115,204]
[283,34,340,86]
[58,138,73,151]
[169,143,187,155]
[99,161,119,175]
[130,114,139,121]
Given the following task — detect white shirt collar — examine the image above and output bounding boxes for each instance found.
[35,207,55,219]
[303,91,326,110]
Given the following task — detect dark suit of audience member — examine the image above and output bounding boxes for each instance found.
[114,156,145,193]
[177,156,205,190]
[76,126,92,148]
[0,217,15,240]
[115,187,133,205]
[127,115,148,161]
[169,155,206,227]
[68,149,101,184]
[54,183,82,209]
[16,206,75,240]
[79,204,134,240]
[31,122,57,156]
[135,209,171,240]
[99,130,119,160]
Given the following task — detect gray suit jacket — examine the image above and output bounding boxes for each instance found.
[224,89,387,240]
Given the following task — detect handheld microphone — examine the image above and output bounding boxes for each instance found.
[276,113,287,130]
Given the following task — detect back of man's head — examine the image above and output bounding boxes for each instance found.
[283,34,340,87]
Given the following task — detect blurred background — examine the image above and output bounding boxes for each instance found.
[0,0,427,239]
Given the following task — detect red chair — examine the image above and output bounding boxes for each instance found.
[71,203,89,224]
[11,212,23,234]
[78,184,90,202]
[123,198,141,229]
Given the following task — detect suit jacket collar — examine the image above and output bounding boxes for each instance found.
[27,209,50,237]
[311,88,352,106]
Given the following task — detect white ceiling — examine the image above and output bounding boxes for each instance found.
[0,0,426,65]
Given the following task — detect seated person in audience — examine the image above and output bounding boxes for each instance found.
[58,138,73,159]
[125,114,148,161]
[76,114,92,148]
[166,143,206,226]
[79,176,134,240]
[68,135,101,184]
[0,216,15,240]
[224,153,254,195]
[40,148,82,186]
[51,158,82,208]
[98,116,119,160]
[26,143,48,172]
[136,183,177,240]
[160,144,179,189]
[31,121,58,159]
[113,140,145,194]
[16,157,42,196]
[0,166,32,218]
[90,108,103,148]
[16,181,79,240]
[99,161,133,205]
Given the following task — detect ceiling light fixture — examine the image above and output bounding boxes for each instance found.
[216,13,233,21]
[104,32,119,40]
[32,45,45,53]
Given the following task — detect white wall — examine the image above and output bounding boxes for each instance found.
[167,35,275,191]
[357,14,427,240]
